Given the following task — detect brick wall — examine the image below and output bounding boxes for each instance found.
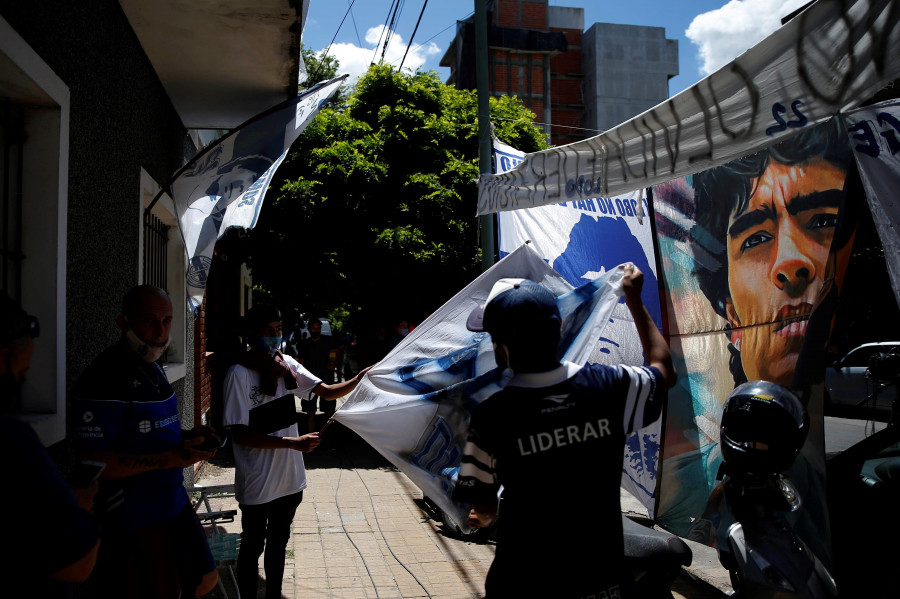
[193,299,212,427]
[520,1,547,30]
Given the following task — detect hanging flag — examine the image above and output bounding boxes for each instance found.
[164,74,347,310]
[334,243,629,532]
[494,137,663,515]
[477,0,900,216]
[843,98,900,306]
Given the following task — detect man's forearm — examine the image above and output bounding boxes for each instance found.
[626,297,676,387]
[82,449,180,478]
[315,374,362,400]
[230,426,315,451]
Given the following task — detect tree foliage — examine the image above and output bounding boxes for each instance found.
[245,64,547,334]
[299,44,348,106]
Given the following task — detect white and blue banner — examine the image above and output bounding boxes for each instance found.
[495,137,663,515]
[843,98,900,307]
[168,75,347,310]
[334,243,629,532]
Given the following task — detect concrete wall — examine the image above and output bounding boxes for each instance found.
[582,22,678,133]
[548,6,584,31]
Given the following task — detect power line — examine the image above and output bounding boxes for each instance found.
[347,0,362,46]
[312,0,357,83]
[381,0,406,64]
[389,10,472,69]
[374,0,398,65]
[399,0,428,71]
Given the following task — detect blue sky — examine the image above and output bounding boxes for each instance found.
[302,0,811,97]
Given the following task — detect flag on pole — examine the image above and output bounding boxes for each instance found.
[164,74,347,310]
[334,243,631,532]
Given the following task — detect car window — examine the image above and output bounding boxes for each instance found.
[843,346,879,368]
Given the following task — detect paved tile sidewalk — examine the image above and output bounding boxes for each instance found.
[195,445,496,599]
[195,440,729,599]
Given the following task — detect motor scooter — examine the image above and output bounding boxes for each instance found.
[695,380,838,599]
[825,349,900,598]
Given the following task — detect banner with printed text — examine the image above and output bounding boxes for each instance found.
[652,118,852,563]
[168,75,347,310]
[843,98,900,306]
[477,0,900,217]
[494,137,663,514]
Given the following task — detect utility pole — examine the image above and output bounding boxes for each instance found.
[475,0,495,270]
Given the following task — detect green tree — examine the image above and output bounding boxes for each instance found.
[246,64,547,335]
[300,44,348,106]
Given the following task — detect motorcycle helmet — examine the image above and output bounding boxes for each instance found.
[719,380,809,475]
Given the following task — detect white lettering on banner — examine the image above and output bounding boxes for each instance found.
[477,0,900,215]
[555,196,650,219]
[517,418,612,455]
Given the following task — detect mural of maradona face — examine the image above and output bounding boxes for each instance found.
[724,158,845,385]
[691,119,851,388]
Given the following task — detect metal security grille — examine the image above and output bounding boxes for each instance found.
[143,211,169,291]
[143,211,170,364]
[1,99,25,302]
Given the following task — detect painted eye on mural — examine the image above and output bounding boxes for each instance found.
[806,213,839,231]
[740,230,774,251]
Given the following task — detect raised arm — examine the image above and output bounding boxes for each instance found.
[622,264,677,389]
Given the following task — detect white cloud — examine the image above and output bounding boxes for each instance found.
[319,25,442,86]
[686,0,811,76]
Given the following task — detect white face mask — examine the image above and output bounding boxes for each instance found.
[125,328,171,363]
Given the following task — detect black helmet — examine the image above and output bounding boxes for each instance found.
[720,381,809,475]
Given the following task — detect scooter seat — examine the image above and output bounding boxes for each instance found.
[622,515,693,567]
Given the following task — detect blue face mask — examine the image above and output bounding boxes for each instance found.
[253,335,282,354]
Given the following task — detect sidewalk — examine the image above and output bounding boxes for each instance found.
[194,431,731,599]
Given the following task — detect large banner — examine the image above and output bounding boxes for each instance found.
[494,138,663,514]
[652,118,853,562]
[334,243,629,532]
[477,0,900,216]
[843,98,900,305]
[167,75,347,310]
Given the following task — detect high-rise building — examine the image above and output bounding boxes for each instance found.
[441,0,678,146]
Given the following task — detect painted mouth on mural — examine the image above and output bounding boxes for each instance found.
[774,304,812,335]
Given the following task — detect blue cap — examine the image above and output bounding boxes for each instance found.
[467,279,560,342]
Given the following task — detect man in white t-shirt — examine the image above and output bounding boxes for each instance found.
[223,304,369,599]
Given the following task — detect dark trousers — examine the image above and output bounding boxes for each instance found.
[237,491,304,599]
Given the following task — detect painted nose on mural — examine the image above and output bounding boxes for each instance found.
[770,230,816,294]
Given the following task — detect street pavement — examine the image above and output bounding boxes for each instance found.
[194,427,732,599]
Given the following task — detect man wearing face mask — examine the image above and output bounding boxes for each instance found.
[223,304,370,599]
[70,285,219,599]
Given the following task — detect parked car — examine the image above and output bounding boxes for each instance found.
[825,342,900,419]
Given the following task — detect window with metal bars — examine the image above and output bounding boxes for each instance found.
[143,211,169,292]
[143,211,170,363]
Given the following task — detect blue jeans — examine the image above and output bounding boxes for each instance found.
[237,491,304,599]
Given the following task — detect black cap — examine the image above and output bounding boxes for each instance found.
[467,278,560,343]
